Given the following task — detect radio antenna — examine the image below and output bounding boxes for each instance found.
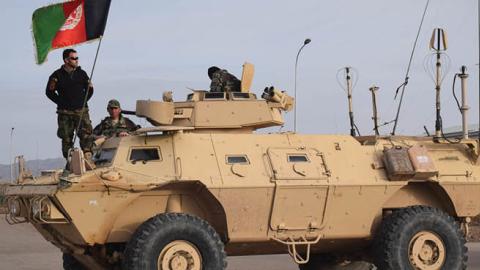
[391,0,430,135]
[424,28,450,142]
[369,85,380,136]
[336,67,360,136]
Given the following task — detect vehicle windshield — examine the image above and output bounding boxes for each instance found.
[94,148,117,167]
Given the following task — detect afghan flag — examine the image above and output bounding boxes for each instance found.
[32,0,111,64]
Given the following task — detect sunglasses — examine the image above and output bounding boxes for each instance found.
[69,57,79,60]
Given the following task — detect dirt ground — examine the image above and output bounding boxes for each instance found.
[469,216,480,241]
[1,217,480,270]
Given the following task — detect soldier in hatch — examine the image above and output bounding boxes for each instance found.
[93,99,139,139]
[45,48,94,162]
[208,66,241,92]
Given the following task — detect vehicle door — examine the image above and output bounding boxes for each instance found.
[267,147,330,232]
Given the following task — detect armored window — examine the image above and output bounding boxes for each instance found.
[287,154,309,163]
[94,148,117,166]
[129,148,161,163]
[231,92,252,100]
[226,155,249,165]
[204,92,226,100]
[187,94,194,101]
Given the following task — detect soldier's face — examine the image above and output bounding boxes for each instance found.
[65,52,79,68]
[108,107,121,119]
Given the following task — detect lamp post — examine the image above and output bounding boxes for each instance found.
[10,127,14,182]
[294,38,311,132]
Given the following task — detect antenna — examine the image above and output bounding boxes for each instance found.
[294,38,311,132]
[369,85,380,136]
[452,66,470,139]
[391,0,430,135]
[336,67,360,136]
[424,28,450,142]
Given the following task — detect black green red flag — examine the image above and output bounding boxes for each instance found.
[32,0,111,64]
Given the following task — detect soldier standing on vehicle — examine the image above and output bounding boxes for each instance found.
[93,99,139,139]
[45,49,94,162]
[208,66,241,92]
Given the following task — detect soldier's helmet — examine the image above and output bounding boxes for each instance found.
[107,99,121,109]
[208,66,220,79]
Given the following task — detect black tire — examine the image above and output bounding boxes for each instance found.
[63,253,86,270]
[373,206,467,270]
[123,213,227,270]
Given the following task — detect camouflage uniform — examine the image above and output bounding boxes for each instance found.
[93,115,139,137]
[46,65,94,159]
[94,100,139,137]
[57,109,93,159]
[209,69,241,92]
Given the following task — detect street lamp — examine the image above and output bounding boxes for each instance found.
[10,127,14,182]
[294,38,311,132]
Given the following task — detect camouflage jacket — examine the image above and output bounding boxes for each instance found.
[93,115,139,137]
[209,69,241,92]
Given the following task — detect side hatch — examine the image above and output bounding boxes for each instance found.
[267,147,330,232]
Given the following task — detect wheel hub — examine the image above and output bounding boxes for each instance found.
[158,240,202,270]
[408,231,446,270]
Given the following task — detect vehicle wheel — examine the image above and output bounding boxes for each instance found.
[123,213,227,270]
[373,206,467,270]
[63,253,86,270]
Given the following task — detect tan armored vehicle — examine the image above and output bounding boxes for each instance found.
[2,61,478,270]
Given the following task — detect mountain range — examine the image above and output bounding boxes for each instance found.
[0,157,64,183]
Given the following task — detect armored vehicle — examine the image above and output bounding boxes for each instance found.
[2,63,478,270]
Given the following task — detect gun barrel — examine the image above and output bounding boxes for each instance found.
[122,110,136,115]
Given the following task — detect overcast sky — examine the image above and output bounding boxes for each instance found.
[0,0,478,164]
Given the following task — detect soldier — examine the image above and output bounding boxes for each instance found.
[93,99,139,138]
[45,48,94,162]
[208,66,241,92]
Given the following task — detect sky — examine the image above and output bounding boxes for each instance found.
[0,0,478,164]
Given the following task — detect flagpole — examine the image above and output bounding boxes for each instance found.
[89,35,103,81]
[70,36,104,156]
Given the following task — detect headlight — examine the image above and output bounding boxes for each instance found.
[8,199,21,217]
[30,197,66,223]
[32,200,42,217]
[32,198,51,218]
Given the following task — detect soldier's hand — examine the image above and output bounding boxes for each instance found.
[94,136,106,147]
[49,77,58,91]
[119,132,129,137]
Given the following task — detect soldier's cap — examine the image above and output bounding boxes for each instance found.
[107,99,121,109]
[208,66,220,79]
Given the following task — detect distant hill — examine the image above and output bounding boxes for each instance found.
[0,158,64,182]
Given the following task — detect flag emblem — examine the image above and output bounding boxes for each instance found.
[60,5,83,31]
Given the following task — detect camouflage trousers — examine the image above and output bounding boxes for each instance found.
[57,110,93,159]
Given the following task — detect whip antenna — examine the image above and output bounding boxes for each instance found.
[391,0,430,135]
